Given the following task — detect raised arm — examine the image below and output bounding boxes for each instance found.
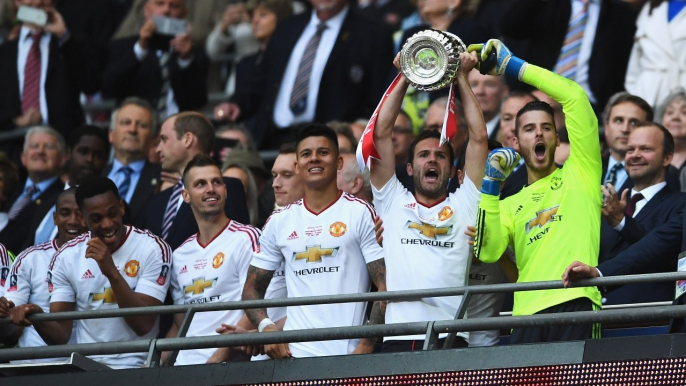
[370,55,410,189]
[457,52,489,188]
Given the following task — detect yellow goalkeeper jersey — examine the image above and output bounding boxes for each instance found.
[474,64,602,316]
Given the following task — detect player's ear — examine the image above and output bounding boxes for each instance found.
[337,155,343,171]
[118,198,125,216]
[181,188,191,204]
[406,162,413,177]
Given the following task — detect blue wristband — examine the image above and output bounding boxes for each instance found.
[505,56,526,80]
[481,179,502,196]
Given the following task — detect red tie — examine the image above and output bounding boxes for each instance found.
[625,193,644,217]
[22,31,43,113]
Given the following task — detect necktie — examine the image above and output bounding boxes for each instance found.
[8,185,36,220]
[289,23,328,116]
[553,0,588,80]
[161,180,183,241]
[118,166,133,201]
[625,193,644,217]
[22,31,43,113]
[35,204,57,244]
[157,51,171,120]
[604,162,623,187]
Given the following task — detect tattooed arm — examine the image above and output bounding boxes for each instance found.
[353,258,388,354]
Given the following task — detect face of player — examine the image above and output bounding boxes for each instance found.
[500,96,535,150]
[272,153,304,206]
[663,98,686,141]
[54,193,86,245]
[144,0,186,19]
[605,102,647,157]
[183,165,227,219]
[69,135,108,185]
[296,136,342,190]
[157,116,188,173]
[625,126,671,188]
[21,131,63,181]
[110,104,154,161]
[80,191,126,252]
[468,70,508,120]
[515,110,559,175]
[408,137,452,200]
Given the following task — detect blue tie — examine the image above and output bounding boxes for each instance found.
[35,204,57,244]
[118,166,133,201]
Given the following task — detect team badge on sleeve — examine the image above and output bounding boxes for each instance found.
[329,222,347,237]
[125,260,140,278]
[46,272,53,292]
[157,265,170,285]
[0,267,8,286]
[8,274,17,292]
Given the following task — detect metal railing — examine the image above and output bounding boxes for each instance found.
[1,272,685,366]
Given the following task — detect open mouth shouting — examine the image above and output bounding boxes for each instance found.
[533,142,547,162]
[424,167,439,183]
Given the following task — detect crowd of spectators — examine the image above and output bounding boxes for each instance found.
[0,0,684,370]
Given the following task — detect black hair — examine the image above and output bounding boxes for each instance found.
[183,154,222,185]
[75,176,120,210]
[279,142,297,155]
[407,130,455,165]
[68,125,110,154]
[295,123,339,156]
[634,121,675,157]
[56,187,78,207]
[603,92,654,124]
[515,101,556,136]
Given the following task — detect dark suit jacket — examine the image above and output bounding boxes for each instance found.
[103,160,161,224]
[0,35,84,137]
[602,156,682,194]
[231,9,394,148]
[500,0,638,111]
[599,187,686,304]
[0,178,64,253]
[102,36,209,111]
[135,177,249,250]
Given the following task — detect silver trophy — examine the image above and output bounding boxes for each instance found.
[399,30,467,92]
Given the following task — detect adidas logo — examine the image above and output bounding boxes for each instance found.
[287,231,299,241]
[81,269,95,279]
[180,265,187,274]
[405,203,416,210]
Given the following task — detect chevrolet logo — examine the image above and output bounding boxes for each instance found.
[526,205,560,233]
[405,221,452,239]
[293,245,339,263]
[184,277,217,295]
[90,287,117,304]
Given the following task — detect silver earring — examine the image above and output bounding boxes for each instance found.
[446,6,454,16]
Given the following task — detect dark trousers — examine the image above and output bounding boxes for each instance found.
[380,336,468,353]
[510,297,601,344]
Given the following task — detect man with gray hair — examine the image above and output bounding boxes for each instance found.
[337,153,372,203]
[104,97,161,223]
[0,126,65,253]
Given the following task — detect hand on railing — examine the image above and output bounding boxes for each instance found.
[0,297,14,318]
[562,261,600,288]
[262,324,292,359]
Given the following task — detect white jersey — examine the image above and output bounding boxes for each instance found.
[4,241,77,363]
[373,174,480,340]
[170,220,261,365]
[48,226,171,369]
[0,243,11,297]
[251,192,384,358]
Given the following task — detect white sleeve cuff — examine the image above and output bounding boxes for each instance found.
[135,278,169,303]
[596,268,603,277]
[613,217,626,232]
[133,41,149,61]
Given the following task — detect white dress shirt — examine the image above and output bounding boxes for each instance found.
[107,158,146,204]
[272,7,349,128]
[17,26,50,123]
[573,0,600,104]
[614,181,667,231]
[486,114,500,138]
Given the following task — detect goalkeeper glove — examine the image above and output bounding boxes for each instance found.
[481,148,520,196]
[468,39,527,79]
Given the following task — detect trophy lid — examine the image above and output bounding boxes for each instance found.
[399,30,467,92]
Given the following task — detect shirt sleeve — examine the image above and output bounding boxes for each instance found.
[454,173,482,220]
[357,203,385,264]
[0,246,10,298]
[250,214,283,271]
[236,227,262,288]
[371,174,406,218]
[136,238,172,303]
[49,251,76,303]
[474,194,515,264]
[170,251,183,306]
[3,250,33,305]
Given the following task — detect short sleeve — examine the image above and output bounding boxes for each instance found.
[357,203,384,264]
[49,251,76,303]
[170,251,183,306]
[250,215,283,271]
[3,251,34,305]
[236,227,261,288]
[372,174,406,217]
[135,238,172,302]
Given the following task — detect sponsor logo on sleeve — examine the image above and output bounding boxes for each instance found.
[157,265,170,285]
[0,267,8,286]
[8,274,17,292]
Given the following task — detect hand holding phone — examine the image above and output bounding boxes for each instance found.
[16,6,48,27]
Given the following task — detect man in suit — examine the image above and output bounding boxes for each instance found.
[500,0,639,114]
[0,0,84,138]
[598,122,686,304]
[137,112,249,250]
[499,91,538,200]
[215,0,394,149]
[102,0,209,120]
[0,126,64,253]
[468,70,509,141]
[105,97,161,224]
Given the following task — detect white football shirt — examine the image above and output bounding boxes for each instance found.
[170,220,261,365]
[251,192,384,357]
[48,226,171,369]
[0,243,11,297]
[373,174,480,341]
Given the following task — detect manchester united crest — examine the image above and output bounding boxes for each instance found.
[329,222,347,237]
[212,252,225,269]
[125,260,140,278]
[438,206,454,221]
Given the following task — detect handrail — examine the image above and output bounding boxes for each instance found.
[2,272,684,325]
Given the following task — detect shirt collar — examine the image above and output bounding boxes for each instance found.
[112,158,146,174]
[309,5,349,30]
[25,176,58,194]
[632,181,667,201]
[20,26,47,42]
[607,155,624,170]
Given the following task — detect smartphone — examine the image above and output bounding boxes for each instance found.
[152,15,187,36]
[16,6,48,27]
